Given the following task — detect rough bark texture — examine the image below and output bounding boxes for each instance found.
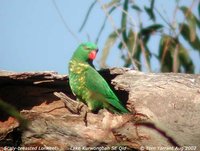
[0,68,200,151]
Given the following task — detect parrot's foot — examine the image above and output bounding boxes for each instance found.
[76,102,85,114]
[54,92,87,114]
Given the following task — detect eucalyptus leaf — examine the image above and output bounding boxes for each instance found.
[144,0,155,21]
[133,45,142,70]
[178,44,194,73]
[180,23,200,51]
[127,29,135,52]
[121,0,129,41]
[103,0,121,9]
[159,36,176,72]
[198,2,200,18]
[180,6,197,42]
[141,24,163,35]
[100,30,121,67]
[131,5,142,12]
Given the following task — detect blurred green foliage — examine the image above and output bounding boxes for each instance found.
[0,98,28,129]
[80,0,200,73]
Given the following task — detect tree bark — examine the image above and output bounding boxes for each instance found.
[0,68,200,151]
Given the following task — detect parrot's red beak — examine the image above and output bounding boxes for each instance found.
[88,50,97,60]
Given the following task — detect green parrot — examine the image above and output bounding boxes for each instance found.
[68,42,129,114]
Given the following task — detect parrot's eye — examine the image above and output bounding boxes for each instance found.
[83,46,91,51]
[83,45,98,52]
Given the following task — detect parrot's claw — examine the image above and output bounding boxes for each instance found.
[76,103,85,114]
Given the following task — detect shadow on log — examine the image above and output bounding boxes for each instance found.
[0,68,200,151]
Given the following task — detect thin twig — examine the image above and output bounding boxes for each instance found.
[158,0,196,72]
[154,7,173,31]
[172,0,196,73]
[79,0,97,32]
[175,0,197,38]
[113,4,139,62]
[172,1,180,73]
[139,38,151,72]
[98,0,138,70]
[95,6,117,43]
[154,1,179,71]
[52,0,81,43]
[161,37,170,66]
[173,44,179,73]
[171,0,180,33]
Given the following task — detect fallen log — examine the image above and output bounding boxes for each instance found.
[0,68,200,150]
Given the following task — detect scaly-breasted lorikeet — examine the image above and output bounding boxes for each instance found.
[68,42,129,114]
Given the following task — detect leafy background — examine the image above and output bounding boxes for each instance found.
[0,0,200,73]
[81,0,200,73]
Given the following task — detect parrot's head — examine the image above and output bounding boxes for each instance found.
[72,42,98,62]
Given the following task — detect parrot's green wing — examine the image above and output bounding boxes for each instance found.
[85,66,129,113]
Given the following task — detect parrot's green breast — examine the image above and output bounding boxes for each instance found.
[69,60,89,101]
[69,60,104,111]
